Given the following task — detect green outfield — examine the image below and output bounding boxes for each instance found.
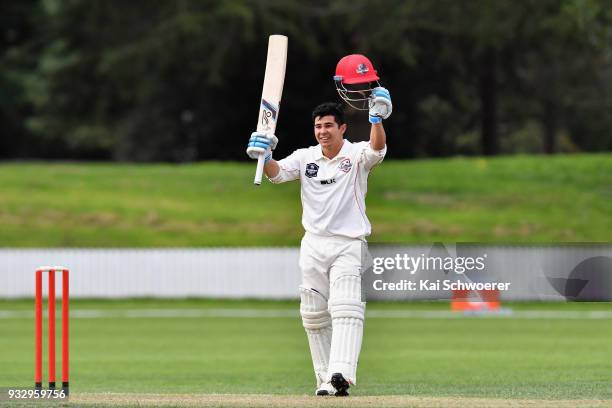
[0,299,611,407]
[0,154,610,246]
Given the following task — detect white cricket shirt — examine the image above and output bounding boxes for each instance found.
[269,139,386,239]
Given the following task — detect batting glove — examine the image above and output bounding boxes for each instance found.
[246,132,278,160]
[368,87,392,124]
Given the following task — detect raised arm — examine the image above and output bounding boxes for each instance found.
[370,122,386,151]
[368,87,392,150]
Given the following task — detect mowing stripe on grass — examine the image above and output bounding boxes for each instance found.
[1,308,612,319]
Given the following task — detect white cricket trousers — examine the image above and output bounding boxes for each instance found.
[299,231,369,386]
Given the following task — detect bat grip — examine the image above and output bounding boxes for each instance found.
[254,153,265,185]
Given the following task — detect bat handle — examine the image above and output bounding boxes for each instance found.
[254,153,265,185]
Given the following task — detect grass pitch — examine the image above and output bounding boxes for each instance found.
[0,299,611,407]
[0,154,610,246]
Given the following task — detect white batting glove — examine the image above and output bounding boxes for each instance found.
[246,132,278,161]
[369,87,392,124]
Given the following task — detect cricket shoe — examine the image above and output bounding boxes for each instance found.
[315,382,336,396]
[330,373,350,397]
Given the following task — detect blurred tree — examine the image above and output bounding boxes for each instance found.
[559,0,612,152]
[1,0,611,160]
[22,0,336,161]
[0,0,43,158]
[339,0,612,156]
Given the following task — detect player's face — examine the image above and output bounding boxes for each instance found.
[314,115,346,149]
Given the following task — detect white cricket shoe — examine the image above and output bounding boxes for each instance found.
[315,382,336,396]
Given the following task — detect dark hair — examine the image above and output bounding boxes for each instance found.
[312,102,345,125]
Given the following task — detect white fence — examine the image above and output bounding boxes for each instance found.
[1,248,300,299]
[1,246,610,300]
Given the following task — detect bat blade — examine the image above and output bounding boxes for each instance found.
[254,35,288,185]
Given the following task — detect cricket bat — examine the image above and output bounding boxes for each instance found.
[253,35,288,185]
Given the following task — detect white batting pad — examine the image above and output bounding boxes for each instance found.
[328,274,365,384]
[300,286,332,387]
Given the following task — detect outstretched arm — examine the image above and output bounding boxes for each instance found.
[264,159,280,178]
[247,132,280,178]
[247,134,300,183]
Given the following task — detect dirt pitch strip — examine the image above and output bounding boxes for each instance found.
[69,393,611,408]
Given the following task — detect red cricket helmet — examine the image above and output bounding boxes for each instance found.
[333,54,381,110]
[334,54,380,84]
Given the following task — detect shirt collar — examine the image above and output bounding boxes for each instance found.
[316,139,350,161]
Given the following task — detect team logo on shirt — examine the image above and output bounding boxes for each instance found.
[338,158,352,173]
[305,163,319,178]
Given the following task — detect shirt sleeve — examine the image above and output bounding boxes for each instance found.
[358,142,387,171]
[267,149,302,184]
